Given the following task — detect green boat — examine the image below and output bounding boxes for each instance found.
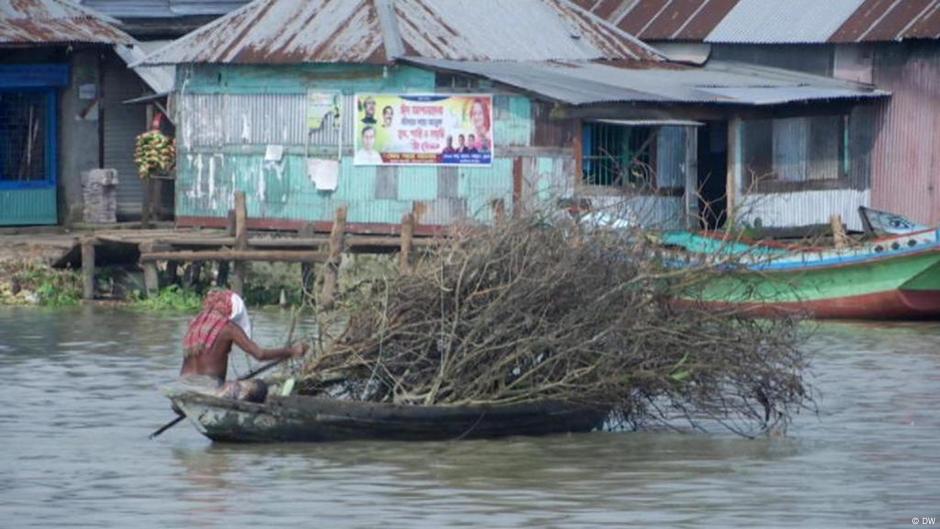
[663,228,940,319]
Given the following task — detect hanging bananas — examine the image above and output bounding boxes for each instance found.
[134,131,176,179]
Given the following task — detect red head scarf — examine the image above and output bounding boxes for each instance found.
[182,290,235,358]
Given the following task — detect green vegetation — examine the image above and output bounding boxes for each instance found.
[241,262,304,306]
[0,261,82,306]
[131,285,203,311]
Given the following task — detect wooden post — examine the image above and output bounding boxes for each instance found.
[299,223,317,298]
[830,214,848,249]
[226,208,236,237]
[491,198,506,222]
[400,212,415,274]
[185,261,203,289]
[141,177,152,229]
[152,178,163,220]
[320,206,347,310]
[81,238,95,301]
[166,261,179,286]
[216,261,229,287]
[140,241,160,296]
[232,192,248,295]
[726,117,742,228]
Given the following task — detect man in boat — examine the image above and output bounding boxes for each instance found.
[179,289,306,402]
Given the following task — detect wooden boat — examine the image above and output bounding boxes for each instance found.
[663,228,940,319]
[167,389,608,443]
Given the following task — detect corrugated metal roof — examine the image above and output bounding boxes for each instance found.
[575,0,740,41]
[404,57,889,106]
[627,0,740,41]
[583,0,940,43]
[114,42,176,93]
[706,0,866,44]
[79,1,250,19]
[138,0,665,66]
[0,0,134,45]
[831,0,940,42]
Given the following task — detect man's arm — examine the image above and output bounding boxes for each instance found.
[227,323,306,362]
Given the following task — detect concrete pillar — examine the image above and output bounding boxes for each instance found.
[60,49,103,226]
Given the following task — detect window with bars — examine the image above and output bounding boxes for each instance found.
[0,90,49,183]
[581,123,657,188]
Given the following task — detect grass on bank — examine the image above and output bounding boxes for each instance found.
[0,261,82,307]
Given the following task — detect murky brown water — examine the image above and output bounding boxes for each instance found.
[2,306,939,528]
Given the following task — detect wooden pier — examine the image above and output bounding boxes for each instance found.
[2,192,431,303]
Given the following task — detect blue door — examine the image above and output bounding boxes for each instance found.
[0,65,66,226]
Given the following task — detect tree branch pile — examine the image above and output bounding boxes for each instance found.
[298,211,811,435]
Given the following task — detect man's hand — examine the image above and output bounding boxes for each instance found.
[289,343,309,358]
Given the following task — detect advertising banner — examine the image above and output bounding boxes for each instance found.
[353,94,493,166]
[307,91,342,132]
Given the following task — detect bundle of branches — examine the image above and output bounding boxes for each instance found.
[299,210,810,435]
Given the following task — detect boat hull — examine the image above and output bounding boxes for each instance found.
[688,287,940,319]
[169,391,607,443]
[678,232,940,319]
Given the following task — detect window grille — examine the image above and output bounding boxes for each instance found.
[581,123,656,188]
[0,91,47,182]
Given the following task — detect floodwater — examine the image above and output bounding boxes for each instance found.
[1,307,938,528]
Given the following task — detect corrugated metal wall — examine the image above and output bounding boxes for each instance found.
[103,57,148,217]
[870,42,940,225]
[656,126,687,188]
[0,187,57,226]
[740,189,870,231]
[175,64,575,229]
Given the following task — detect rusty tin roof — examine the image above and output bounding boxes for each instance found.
[579,0,940,43]
[0,0,134,45]
[831,0,940,42]
[139,0,666,65]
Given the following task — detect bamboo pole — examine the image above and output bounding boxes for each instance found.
[320,206,348,310]
[81,238,95,300]
[232,192,248,295]
[400,212,415,274]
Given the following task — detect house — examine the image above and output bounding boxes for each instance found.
[575,0,940,229]
[139,0,886,234]
[75,0,253,221]
[0,0,144,226]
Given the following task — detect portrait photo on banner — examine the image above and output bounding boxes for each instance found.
[353,94,493,166]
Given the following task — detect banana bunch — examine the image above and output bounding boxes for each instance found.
[134,131,176,179]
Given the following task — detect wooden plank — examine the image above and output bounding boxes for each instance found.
[155,235,432,249]
[140,250,329,263]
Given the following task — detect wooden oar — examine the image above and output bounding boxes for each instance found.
[149,309,301,440]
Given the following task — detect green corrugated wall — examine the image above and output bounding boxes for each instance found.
[175,64,552,228]
[0,188,57,226]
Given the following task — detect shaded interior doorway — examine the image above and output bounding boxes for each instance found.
[697,121,728,229]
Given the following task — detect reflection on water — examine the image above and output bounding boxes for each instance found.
[1,308,939,528]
